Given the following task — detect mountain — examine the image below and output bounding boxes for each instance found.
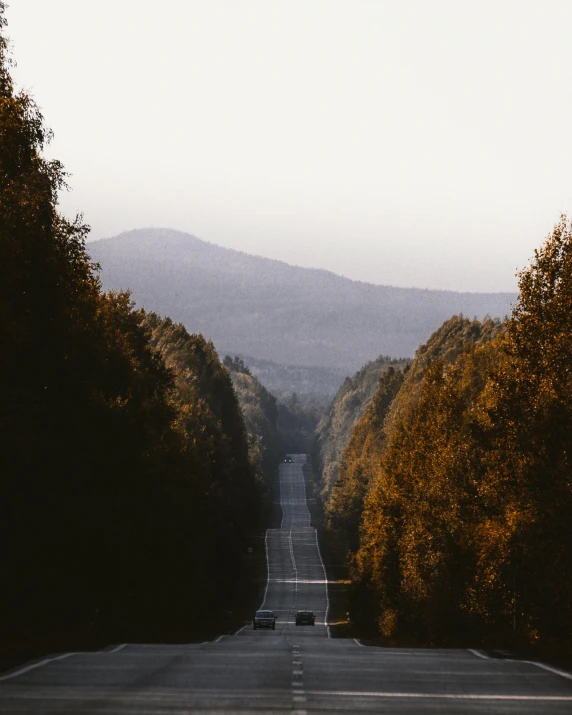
[87,228,516,371]
[237,354,348,401]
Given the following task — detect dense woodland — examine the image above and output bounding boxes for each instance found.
[313,355,408,502]
[3,2,571,652]
[0,7,266,640]
[224,356,322,467]
[326,229,572,647]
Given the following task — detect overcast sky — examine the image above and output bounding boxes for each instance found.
[7,1,572,291]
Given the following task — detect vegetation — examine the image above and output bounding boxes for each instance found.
[223,356,282,483]
[329,366,405,552]
[313,355,408,502]
[328,220,572,648]
[236,354,348,404]
[224,356,322,462]
[0,7,264,641]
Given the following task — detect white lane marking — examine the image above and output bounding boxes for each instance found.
[467,649,572,681]
[292,711,308,715]
[266,578,330,584]
[0,653,76,682]
[524,660,572,681]
[354,638,366,647]
[109,643,127,653]
[214,635,224,643]
[307,690,572,701]
[261,530,270,608]
[289,529,298,595]
[314,529,331,638]
[293,689,305,695]
[293,695,307,702]
[293,659,303,665]
[468,648,489,659]
[279,469,284,529]
[293,669,304,675]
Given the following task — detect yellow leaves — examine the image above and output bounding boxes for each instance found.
[377,608,399,639]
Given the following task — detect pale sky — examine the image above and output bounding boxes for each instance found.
[6,0,572,291]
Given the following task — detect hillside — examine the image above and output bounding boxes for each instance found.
[313,355,408,501]
[88,229,516,373]
[239,355,347,401]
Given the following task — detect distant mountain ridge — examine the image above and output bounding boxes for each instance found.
[88,228,516,371]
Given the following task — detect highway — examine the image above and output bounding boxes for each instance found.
[1,455,572,713]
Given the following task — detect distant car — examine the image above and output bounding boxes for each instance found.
[284,456,293,463]
[253,610,276,630]
[295,610,315,626]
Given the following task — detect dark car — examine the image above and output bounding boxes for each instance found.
[295,610,315,626]
[253,609,277,630]
[284,456,293,463]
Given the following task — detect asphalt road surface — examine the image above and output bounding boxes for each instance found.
[1,455,572,713]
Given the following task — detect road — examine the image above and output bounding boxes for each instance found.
[1,455,572,713]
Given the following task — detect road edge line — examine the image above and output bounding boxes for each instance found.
[0,652,76,683]
[108,643,127,653]
[468,648,490,660]
[314,528,331,638]
[523,660,572,681]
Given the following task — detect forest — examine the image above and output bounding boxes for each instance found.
[0,6,270,642]
[3,0,572,656]
[325,226,572,648]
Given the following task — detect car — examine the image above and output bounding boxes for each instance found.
[284,456,293,463]
[295,610,315,626]
[253,609,277,630]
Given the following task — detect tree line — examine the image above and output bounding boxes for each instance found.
[0,5,267,641]
[224,356,322,473]
[327,221,572,647]
[313,354,408,504]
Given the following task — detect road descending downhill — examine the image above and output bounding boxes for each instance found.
[1,456,572,714]
[236,456,330,640]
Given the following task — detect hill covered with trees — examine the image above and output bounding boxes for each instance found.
[313,355,408,501]
[326,220,572,649]
[88,228,515,375]
[224,356,323,469]
[238,354,347,404]
[0,6,266,642]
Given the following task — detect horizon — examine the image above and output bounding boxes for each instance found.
[7,1,572,293]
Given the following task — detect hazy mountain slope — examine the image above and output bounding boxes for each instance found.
[88,228,516,370]
[239,355,348,399]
